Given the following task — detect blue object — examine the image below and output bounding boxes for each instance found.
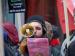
[3,32,9,43]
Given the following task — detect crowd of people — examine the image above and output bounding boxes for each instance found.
[2,15,75,56]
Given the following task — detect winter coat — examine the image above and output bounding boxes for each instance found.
[66,40,75,56]
[3,22,19,56]
[61,33,75,56]
[4,32,20,56]
[20,37,51,56]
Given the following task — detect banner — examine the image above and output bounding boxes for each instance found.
[66,0,74,16]
[56,0,75,34]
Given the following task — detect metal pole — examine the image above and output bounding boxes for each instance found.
[63,0,70,47]
[0,0,4,56]
[15,13,25,41]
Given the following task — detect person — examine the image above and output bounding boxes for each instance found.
[2,22,19,56]
[61,30,75,56]
[49,25,61,56]
[65,30,75,56]
[45,21,61,56]
[19,15,51,56]
[45,21,53,40]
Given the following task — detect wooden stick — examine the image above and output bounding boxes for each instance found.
[63,0,70,47]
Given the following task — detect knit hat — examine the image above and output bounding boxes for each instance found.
[3,22,19,45]
[26,15,47,35]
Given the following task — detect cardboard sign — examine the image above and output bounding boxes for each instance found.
[27,38,49,56]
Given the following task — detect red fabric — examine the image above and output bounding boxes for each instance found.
[26,0,54,21]
[49,38,60,46]
[66,0,74,16]
[3,22,19,45]
[56,0,75,34]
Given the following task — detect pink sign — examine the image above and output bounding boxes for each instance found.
[27,38,49,56]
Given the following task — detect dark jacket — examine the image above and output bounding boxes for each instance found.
[4,32,20,56]
[23,37,51,56]
[3,22,19,56]
[62,31,75,56]
[66,40,75,56]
